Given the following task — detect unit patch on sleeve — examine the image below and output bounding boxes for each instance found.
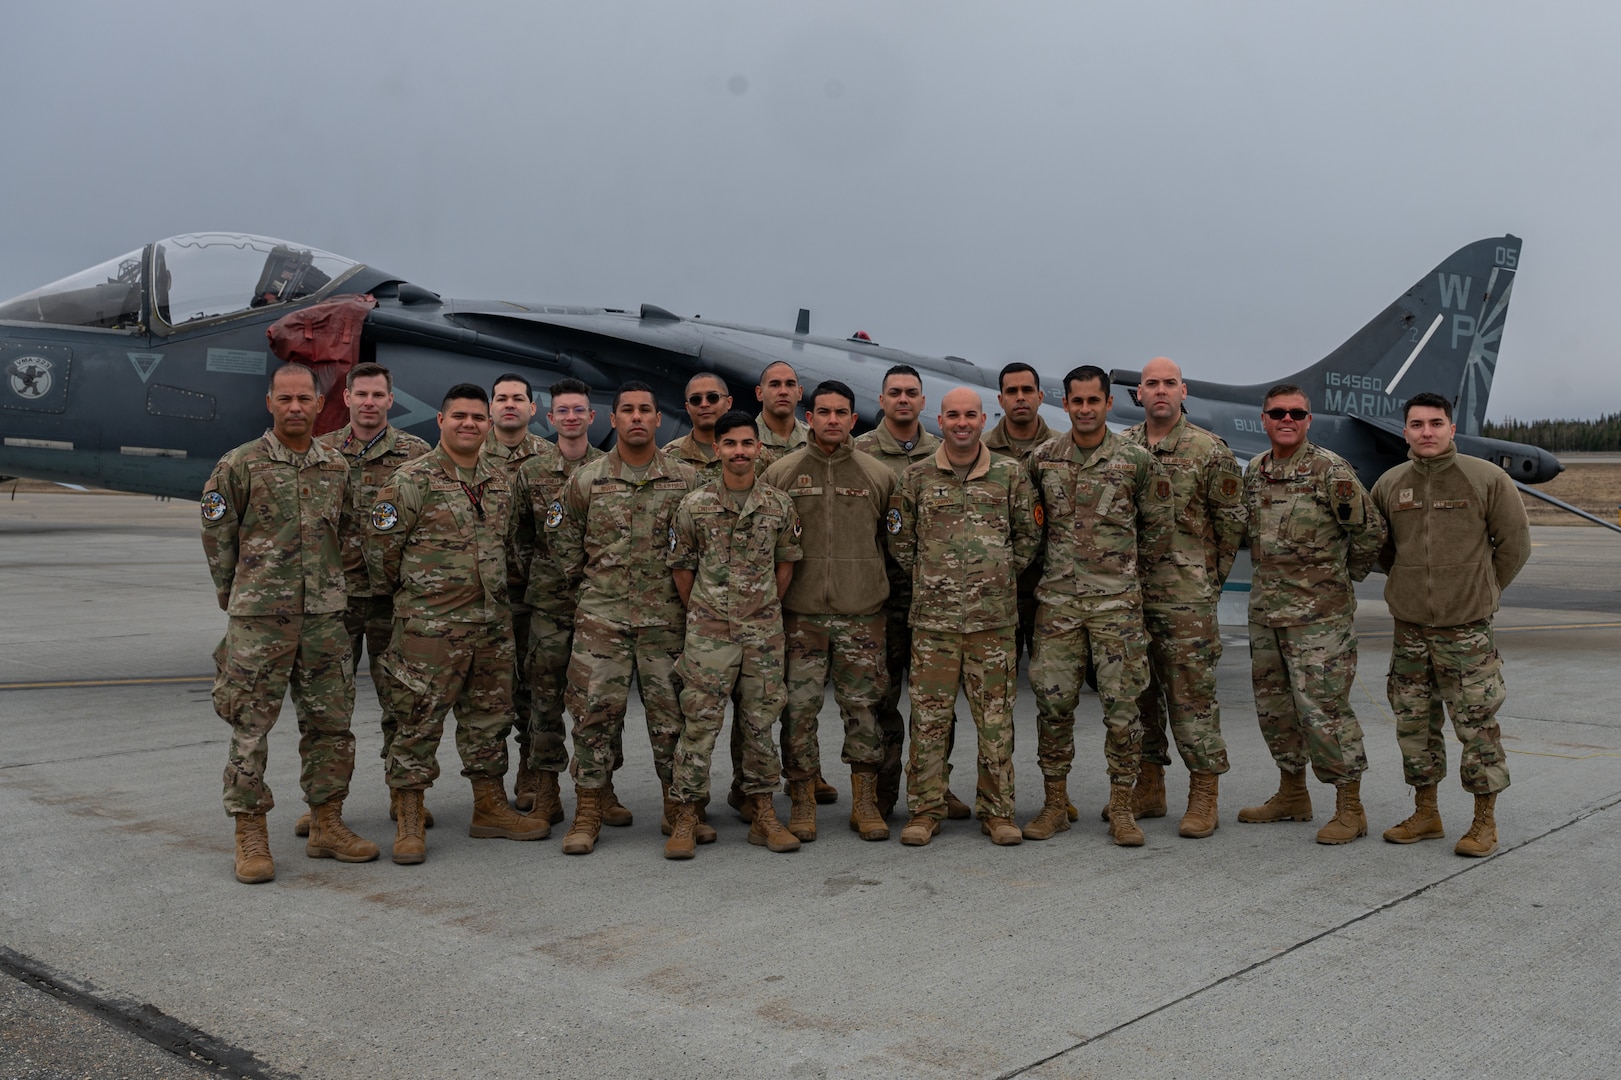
[200,490,227,523]
[372,502,400,531]
[885,508,902,535]
[545,499,564,529]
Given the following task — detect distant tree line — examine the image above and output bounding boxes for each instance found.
[1482,412,1621,452]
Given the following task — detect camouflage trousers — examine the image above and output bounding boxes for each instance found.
[670,629,787,804]
[342,593,403,759]
[378,617,514,789]
[1138,602,1229,774]
[875,597,945,790]
[507,602,533,758]
[523,604,583,775]
[1388,618,1509,794]
[1015,589,1038,671]
[1249,616,1367,784]
[1030,599,1149,785]
[907,626,1017,821]
[565,613,684,789]
[782,611,888,778]
[211,613,355,816]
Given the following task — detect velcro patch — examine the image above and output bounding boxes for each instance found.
[200,490,227,523]
[544,500,564,529]
[885,508,902,535]
[372,502,400,531]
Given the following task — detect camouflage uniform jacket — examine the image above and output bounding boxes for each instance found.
[889,444,1040,634]
[1371,446,1531,627]
[757,416,809,470]
[483,431,564,607]
[1243,440,1385,628]
[318,423,432,597]
[1124,415,1247,606]
[201,433,349,616]
[549,447,699,629]
[983,415,1056,461]
[512,444,604,611]
[855,423,941,607]
[370,446,517,624]
[667,479,802,643]
[762,440,896,617]
[1027,428,1173,609]
[662,432,722,473]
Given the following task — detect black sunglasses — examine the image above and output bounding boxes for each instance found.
[1264,408,1310,421]
[687,391,725,406]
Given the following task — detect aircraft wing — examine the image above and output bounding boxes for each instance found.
[1515,481,1621,535]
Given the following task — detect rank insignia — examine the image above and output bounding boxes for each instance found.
[545,499,564,529]
[200,490,227,523]
[796,474,812,488]
[372,502,400,531]
[885,508,902,535]
[1398,488,1413,504]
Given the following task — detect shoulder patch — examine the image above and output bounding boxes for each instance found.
[1155,478,1172,499]
[668,524,678,552]
[200,490,227,523]
[372,502,400,531]
[1033,503,1045,527]
[792,517,802,539]
[885,507,902,535]
[1220,476,1239,498]
[1334,479,1355,500]
[544,499,564,529]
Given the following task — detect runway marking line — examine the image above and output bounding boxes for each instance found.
[0,675,211,692]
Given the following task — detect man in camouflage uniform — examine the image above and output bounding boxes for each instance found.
[296,362,432,840]
[890,388,1040,847]
[201,363,378,884]
[1023,366,1173,848]
[854,364,962,820]
[482,373,565,814]
[1120,357,1247,839]
[509,378,604,826]
[663,372,731,472]
[550,381,700,855]
[1238,384,1386,845]
[755,360,810,470]
[1371,391,1530,858]
[762,380,896,843]
[984,361,1057,668]
[370,383,550,864]
[665,411,804,858]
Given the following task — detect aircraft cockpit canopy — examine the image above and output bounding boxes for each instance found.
[0,232,362,331]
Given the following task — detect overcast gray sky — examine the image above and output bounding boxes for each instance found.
[4,1,1616,420]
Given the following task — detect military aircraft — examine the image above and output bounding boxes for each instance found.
[0,230,1612,531]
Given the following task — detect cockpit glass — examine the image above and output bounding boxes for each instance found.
[0,247,145,329]
[155,232,359,326]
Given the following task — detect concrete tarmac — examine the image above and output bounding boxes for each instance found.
[2,495,1618,1080]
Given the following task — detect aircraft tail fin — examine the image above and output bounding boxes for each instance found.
[1234,236,1521,436]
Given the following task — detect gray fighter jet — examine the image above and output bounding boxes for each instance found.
[0,230,1608,530]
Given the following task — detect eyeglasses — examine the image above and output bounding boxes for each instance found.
[551,406,590,417]
[687,391,725,406]
[1264,408,1310,421]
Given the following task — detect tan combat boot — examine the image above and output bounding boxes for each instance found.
[1315,780,1368,844]
[849,770,890,841]
[1384,783,1445,844]
[747,794,802,853]
[664,802,699,860]
[660,783,717,844]
[728,782,755,822]
[900,814,940,846]
[813,771,839,805]
[389,788,434,828]
[562,786,603,855]
[305,799,380,863]
[1237,769,1314,823]
[787,778,818,842]
[1179,771,1220,839]
[532,771,564,825]
[601,774,633,827]
[469,776,551,840]
[513,759,540,812]
[944,790,973,820]
[1098,760,1168,821]
[1454,792,1498,857]
[980,817,1023,846]
[1107,783,1146,847]
[294,810,311,838]
[1022,776,1072,840]
[233,813,275,884]
[392,788,427,865]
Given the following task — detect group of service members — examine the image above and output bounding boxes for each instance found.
[200,354,1529,883]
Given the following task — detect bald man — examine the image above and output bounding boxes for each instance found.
[1119,358,1246,838]
[888,388,1040,846]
